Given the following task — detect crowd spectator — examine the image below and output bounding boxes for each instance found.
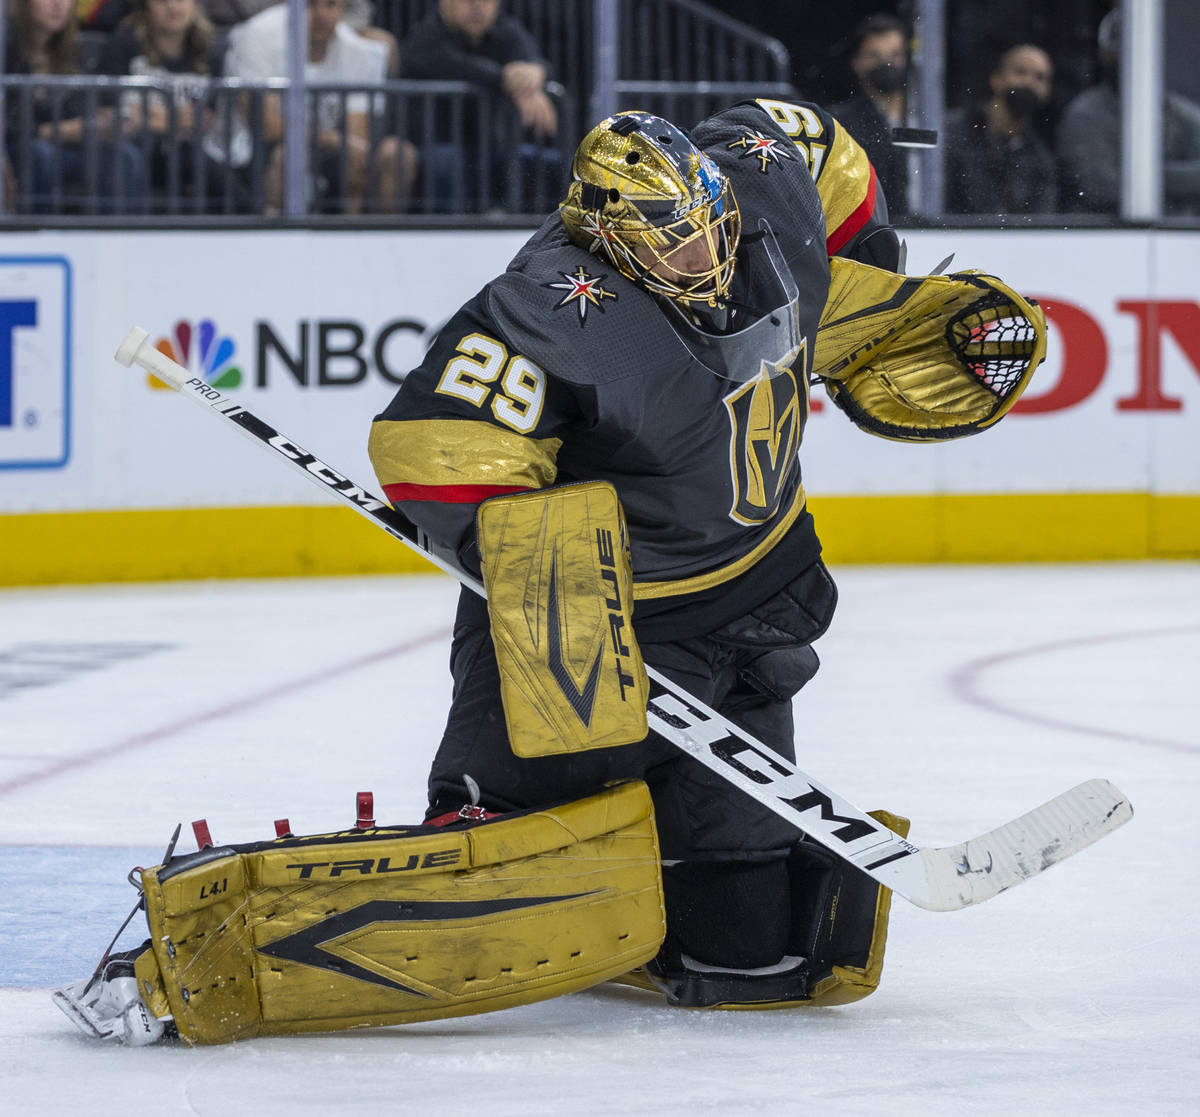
[74,0,130,32]
[95,0,248,212]
[204,0,278,30]
[223,0,415,214]
[399,0,561,213]
[830,12,910,218]
[1059,9,1200,216]
[943,43,1057,216]
[340,0,398,77]
[205,0,397,76]
[4,0,147,212]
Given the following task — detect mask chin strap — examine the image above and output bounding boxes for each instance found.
[685,302,731,333]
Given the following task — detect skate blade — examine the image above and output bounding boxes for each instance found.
[51,984,117,1040]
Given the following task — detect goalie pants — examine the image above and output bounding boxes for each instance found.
[426,560,838,967]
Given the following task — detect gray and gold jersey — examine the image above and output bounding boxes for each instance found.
[370,102,831,639]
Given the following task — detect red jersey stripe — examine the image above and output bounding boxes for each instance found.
[383,481,529,504]
[825,164,878,256]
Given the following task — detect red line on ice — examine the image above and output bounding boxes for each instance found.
[0,628,451,798]
[948,624,1200,756]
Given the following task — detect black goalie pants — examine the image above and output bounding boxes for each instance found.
[424,561,838,968]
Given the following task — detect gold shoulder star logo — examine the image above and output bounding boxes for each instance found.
[728,129,796,173]
[543,266,619,322]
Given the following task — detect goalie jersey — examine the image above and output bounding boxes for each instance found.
[370,100,877,641]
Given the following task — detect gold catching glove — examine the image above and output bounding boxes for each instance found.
[814,257,1046,442]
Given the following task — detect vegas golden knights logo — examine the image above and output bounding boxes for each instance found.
[722,354,805,525]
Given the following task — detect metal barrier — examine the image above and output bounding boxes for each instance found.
[610,80,797,131]
[0,75,573,221]
[377,0,790,136]
[0,3,779,224]
[617,0,789,83]
[379,0,787,79]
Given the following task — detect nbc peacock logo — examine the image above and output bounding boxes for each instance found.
[146,319,242,390]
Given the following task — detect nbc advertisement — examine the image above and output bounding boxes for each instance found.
[0,227,1197,576]
[2,230,521,514]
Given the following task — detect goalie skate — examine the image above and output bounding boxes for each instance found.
[53,956,169,1047]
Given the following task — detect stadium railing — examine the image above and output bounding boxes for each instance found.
[377,0,791,136]
[0,74,574,222]
[610,80,798,132]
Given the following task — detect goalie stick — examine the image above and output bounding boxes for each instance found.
[115,326,1132,912]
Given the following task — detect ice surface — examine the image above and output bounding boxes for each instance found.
[1,565,1197,1116]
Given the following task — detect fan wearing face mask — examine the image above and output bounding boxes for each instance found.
[1058,9,1200,217]
[830,12,911,218]
[943,42,1058,216]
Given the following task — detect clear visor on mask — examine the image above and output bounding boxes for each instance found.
[657,220,804,383]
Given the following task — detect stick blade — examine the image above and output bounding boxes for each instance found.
[912,779,1134,911]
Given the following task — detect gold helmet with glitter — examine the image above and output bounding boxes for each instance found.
[559,111,741,308]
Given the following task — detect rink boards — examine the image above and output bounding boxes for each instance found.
[1,227,1198,584]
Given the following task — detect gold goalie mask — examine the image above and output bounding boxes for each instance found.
[560,111,804,385]
[560,111,741,309]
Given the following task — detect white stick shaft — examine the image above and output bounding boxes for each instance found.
[112,327,1133,911]
[114,327,478,590]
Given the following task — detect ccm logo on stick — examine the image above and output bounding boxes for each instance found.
[267,433,387,511]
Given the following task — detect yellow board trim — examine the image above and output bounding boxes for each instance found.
[812,492,1200,563]
[1,493,1197,587]
[0,505,439,586]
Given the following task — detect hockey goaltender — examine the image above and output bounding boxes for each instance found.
[56,98,1047,1045]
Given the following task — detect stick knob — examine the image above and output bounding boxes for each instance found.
[115,326,150,368]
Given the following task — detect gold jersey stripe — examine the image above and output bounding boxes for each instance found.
[816,126,874,241]
[368,419,562,491]
[632,483,807,601]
